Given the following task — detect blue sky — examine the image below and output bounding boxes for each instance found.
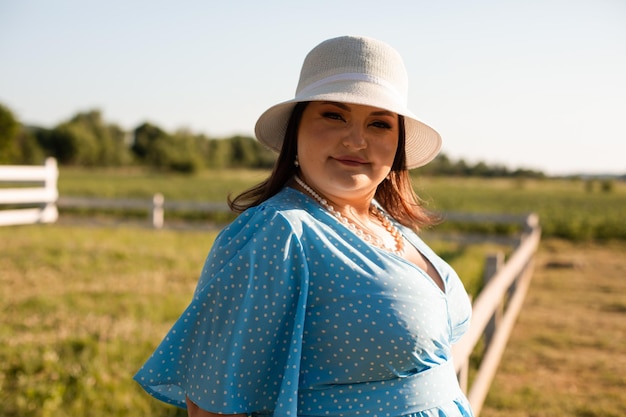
[1,0,625,175]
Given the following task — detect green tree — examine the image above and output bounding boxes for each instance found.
[44,120,98,166]
[168,129,204,173]
[14,128,45,164]
[34,126,75,164]
[40,110,132,166]
[417,153,454,176]
[67,110,131,166]
[471,161,490,177]
[95,122,132,166]
[193,133,213,166]
[132,122,168,161]
[207,138,234,169]
[0,103,20,163]
[222,135,276,169]
[229,135,255,167]
[132,124,204,173]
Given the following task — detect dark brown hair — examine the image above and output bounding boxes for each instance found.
[228,102,439,231]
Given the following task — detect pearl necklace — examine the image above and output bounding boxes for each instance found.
[294,176,404,256]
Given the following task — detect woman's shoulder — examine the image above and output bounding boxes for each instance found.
[261,186,311,212]
[219,187,316,240]
[197,188,313,294]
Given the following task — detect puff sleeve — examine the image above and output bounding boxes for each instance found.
[134,206,309,416]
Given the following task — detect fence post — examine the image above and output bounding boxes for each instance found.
[523,213,539,237]
[483,252,504,348]
[152,193,164,229]
[44,158,59,222]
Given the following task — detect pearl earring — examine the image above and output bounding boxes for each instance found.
[294,157,300,167]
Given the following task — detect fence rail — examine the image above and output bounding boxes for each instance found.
[452,213,541,415]
[57,194,230,228]
[0,158,59,226]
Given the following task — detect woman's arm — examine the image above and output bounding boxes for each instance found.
[186,396,247,417]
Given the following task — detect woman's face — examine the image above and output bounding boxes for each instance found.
[297,101,399,205]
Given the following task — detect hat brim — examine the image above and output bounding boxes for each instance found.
[254,88,441,170]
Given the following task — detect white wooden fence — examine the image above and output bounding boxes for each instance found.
[56,195,230,229]
[0,158,59,226]
[452,213,541,416]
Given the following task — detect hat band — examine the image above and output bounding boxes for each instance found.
[297,73,406,104]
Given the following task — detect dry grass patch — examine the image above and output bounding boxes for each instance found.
[0,224,212,417]
[481,239,626,417]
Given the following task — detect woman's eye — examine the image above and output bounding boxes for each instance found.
[323,112,345,121]
[371,120,392,129]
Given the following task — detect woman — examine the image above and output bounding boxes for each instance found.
[135,35,473,417]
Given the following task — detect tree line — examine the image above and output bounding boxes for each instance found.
[0,102,545,177]
[0,103,275,172]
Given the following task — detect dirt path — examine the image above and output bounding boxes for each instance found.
[480,239,626,417]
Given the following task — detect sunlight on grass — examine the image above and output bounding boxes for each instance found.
[0,223,499,416]
[481,240,626,417]
[1,225,213,416]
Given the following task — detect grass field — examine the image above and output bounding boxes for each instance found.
[481,239,626,417]
[55,168,626,241]
[0,225,207,416]
[1,222,504,416]
[412,175,626,240]
[2,169,625,416]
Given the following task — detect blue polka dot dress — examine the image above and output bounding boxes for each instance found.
[134,187,473,417]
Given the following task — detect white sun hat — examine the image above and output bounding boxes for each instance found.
[254,35,442,169]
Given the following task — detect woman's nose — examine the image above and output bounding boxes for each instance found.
[342,125,367,149]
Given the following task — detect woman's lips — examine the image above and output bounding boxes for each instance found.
[333,156,368,166]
